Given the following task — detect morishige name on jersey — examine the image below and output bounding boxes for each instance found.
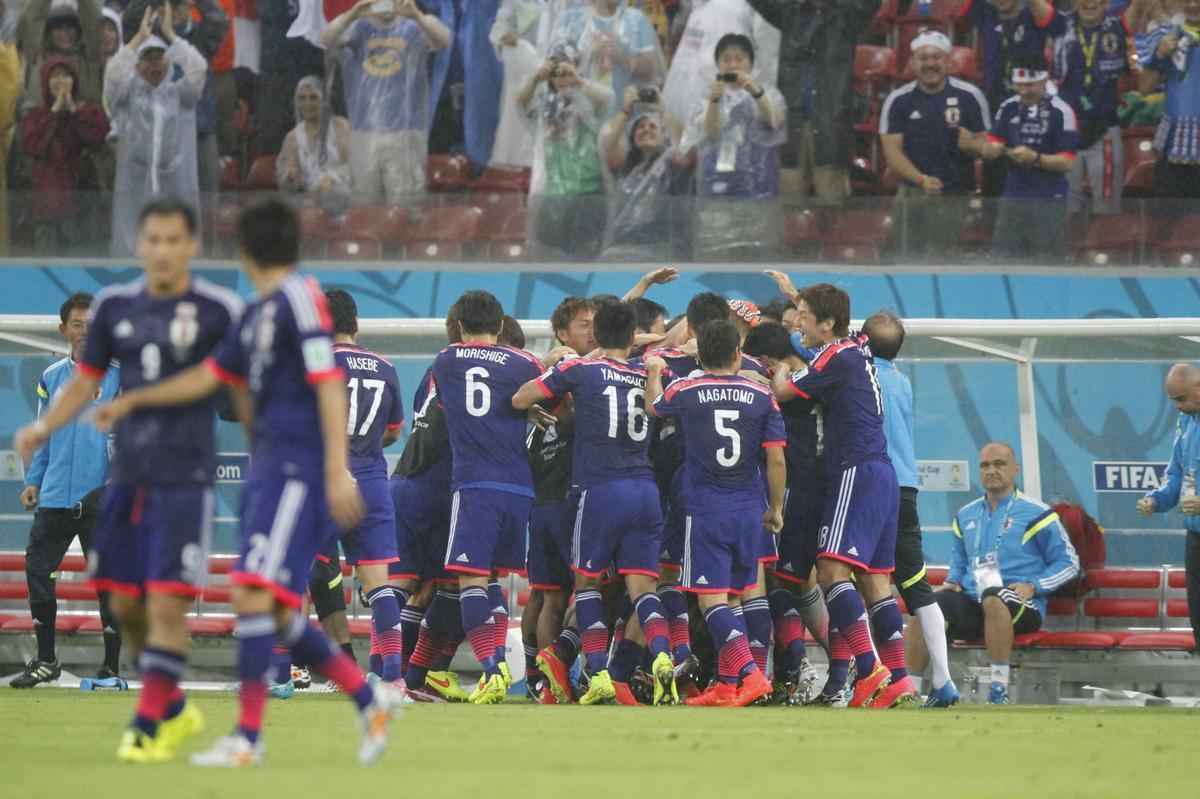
[456,347,512,364]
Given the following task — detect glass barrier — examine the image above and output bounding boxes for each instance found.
[5,190,1193,268]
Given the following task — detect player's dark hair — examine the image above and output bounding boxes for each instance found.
[862,310,905,361]
[325,289,358,337]
[698,319,741,371]
[760,298,790,325]
[454,290,504,337]
[590,293,621,306]
[499,315,526,349]
[445,303,462,344]
[742,321,794,362]
[686,291,729,335]
[237,198,300,267]
[138,197,197,235]
[631,297,667,334]
[551,297,594,339]
[798,283,850,338]
[594,300,637,350]
[715,32,755,65]
[59,292,92,323]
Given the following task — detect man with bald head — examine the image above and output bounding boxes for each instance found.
[1137,363,1200,646]
[906,441,1078,704]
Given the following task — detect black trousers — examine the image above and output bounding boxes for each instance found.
[25,492,101,607]
[895,487,936,613]
[1185,532,1200,649]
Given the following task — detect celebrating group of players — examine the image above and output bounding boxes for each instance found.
[12,193,946,766]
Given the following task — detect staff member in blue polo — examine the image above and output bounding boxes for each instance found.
[12,293,122,689]
[1049,0,1131,216]
[982,59,1079,260]
[879,30,991,259]
[1138,363,1200,649]
[905,441,1079,705]
[862,310,958,708]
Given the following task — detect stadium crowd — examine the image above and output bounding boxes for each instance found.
[0,0,1194,260]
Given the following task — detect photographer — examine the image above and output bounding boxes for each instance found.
[598,83,694,261]
[122,0,229,195]
[323,0,451,206]
[104,5,207,256]
[518,42,613,259]
[681,33,785,261]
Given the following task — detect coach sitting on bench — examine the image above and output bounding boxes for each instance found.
[905,442,1079,705]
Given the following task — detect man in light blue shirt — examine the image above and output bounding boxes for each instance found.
[863,311,957,708]
[13,293,122,689]
[1137,362,1200,648]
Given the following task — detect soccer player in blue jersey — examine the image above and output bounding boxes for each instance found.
[514,300,677,705]
[646,319,786,708]
[325,289,408,684]
[95,198,401,766]
[432,289,545,705]
[772,283,910,709]
[15,199,240,763]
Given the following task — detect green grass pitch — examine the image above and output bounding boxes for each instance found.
[3,691,1198,798]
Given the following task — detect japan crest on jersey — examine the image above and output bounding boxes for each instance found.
[169,302,199,362]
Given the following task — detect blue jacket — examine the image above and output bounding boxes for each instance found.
[24,357,120,508]
[874,357,918,489]
[1147,412,1200,533]
[948,490,1080,617]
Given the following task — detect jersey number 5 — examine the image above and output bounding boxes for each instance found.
[714,409,741,467]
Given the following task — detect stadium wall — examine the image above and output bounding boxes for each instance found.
[0,264,1196,567]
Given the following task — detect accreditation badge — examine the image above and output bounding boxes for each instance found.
[973,553,1003,592]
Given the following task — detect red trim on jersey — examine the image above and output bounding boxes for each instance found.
[385,422,404,430]
[314,553,333,564]
[662,376,774,402]
[617,568,661,579]
[956,0,974,18]
[305,366,345,385]
[865,565,896,575]
[496,567,527,578]
[529,581,569,591]
[90,578,142,597]
[76,361,107,380]
[987,133,1006,145]
[146,580,202,598]
[231,571,303,608]
[534,378,556,399]
[762,440,787,448]
[1057,151,1077,161]
[680,584,738,595]
[444,563,492,577]
[389,571,421,581]
[811,339,858,372]
[787,381,812,400]
[571,564,608,579]
[205,356,246,387]
[758,554,780,564]
[770,568,809,586]
[496,344,545,370]
[352,557,400,566]
[304,276,334,331]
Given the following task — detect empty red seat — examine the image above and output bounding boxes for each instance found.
[0,554,24,571]
[818,209,894,263]
[1,615,85,633]
[427,154,471,192]
[202,585,233,603]
[1032,631,1120,649]
[1122,130,1156,196]
[1118,631,1194,650]
[854,45,897,81]
[1072,212,1147,265]
[869,0,901,36]
[783,209,822,254]
[403,206,483,260]
[1046,598,1077,616]
[1167,598,1189,617]
[487,209,529,260]
[1154,214,1200,267]
[338,206,410,243]
[326,238,384,261]
[0,581,26,599]
[470,167,529,194]
[60,555,87,571]
[187,617,234,636]
[296,205,333,242]
[1014,632,1045,647]
[220,157,242,191]
[243,154,278,191]
[1086,568,1161,590]
[1169,569,1187,589]
[349,618,372,638]
[209,203,241,239]
[56,582,97,601]
[926,567,948,585]
[76,617,104,633]
[1084,597,1159,618]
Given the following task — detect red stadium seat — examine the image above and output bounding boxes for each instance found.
[1046,598,1078,616]
[470,166,529,195]
[188,618,235,636]
[1118,631,1194,651]
[402,206,483,260]
[869,0,901,37]
[60,555,87,572]
[818,209,895,263]
[76,617,104,633]
[1086,568,1161,590]
[56,583,97,601]
[1154,214,1200,267]
[926,566,948,585]
[1169,569,1187,589]
[338,205,410,243]
[1032,631,1120,649]
[783,209,822,256]
[487,208,529,260]
[1,615,85,633]
[1071,212,1147,265]
[1083,597,1159,618]
[1167,598,1189,617]
[202,585,233,603]
[427,154,471,193]
[1013,632,1045,647]
[0,581,26,599]
[853,46,897,126]
[243,155,278,191]
[349,618,372,638]
[326,238,384,261]
[1122,130,1157,196]
[220,157,242,191]
[0,553,24,571]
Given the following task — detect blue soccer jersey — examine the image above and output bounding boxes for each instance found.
[207,272,341,473]
[652,373,786,512]
[880,77,992,194]
[535,356,654,489]
[989,93,1080,199]
[81,277,243,485]
[334,344,404,478]
[784,337,889,471]
[959,0,1058,106]
[432,342,544,495]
